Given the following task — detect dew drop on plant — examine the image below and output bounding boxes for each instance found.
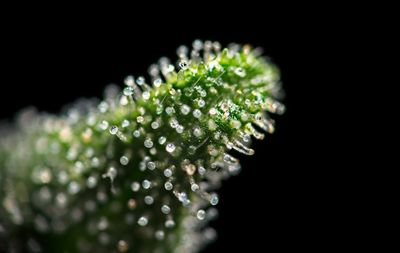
[180,104,191,115]
[117,240,129,252]
[197,209,206,220]
[161,205,171,214]
[164,168,172,177]
[158,136,166,145]
[99,120,109,130]
[120,156,129,166]
[138,217,148,226]
[164,181,173,191]
[109,126,118,135]
[166,143,176,153]
[144,196,154,205]
[155,230,165,240]
[144,138,153,148]
[131,182,140,192]
[142,180,151,189]
[123,87,134,96]
[210,194,219,206]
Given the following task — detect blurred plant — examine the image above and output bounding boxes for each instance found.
[0,40,284,253]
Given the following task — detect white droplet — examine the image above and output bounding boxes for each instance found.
[124,75,135,86]
[164,182,173,191]
[193,109,202,118]
[198,166,206,175]
[161,205,171,214]
[165,219,175,228]
[144,196,154,205]
[144,138,153,148]
[68,181,80,194]
[164,168,172,177]
[142,180,151,189]
[133,130,140,137]
[142,91,150,100]
[209,108,217,116]
[117,240,129,252]
[165,107,175,115]
[180,104,191,115]
[153,78,162,87]
[147,161,156,170]
[120,156,129,165]
[197,209,206,220]
[191,183,199,192]
[99,120,109,130]
[131,182,140,192]
[122,120,130,128]
[136,76,145,85]
[97,217,109,230]
[166,143,176,153]
[136,116,144,123]
[158,136,166,145]
[193,127,202,138]
[87,176,97,188]
[151,121,159,129]
[109,126,118,135]
[155,230,165,240]
[210,194,219,206]
[176,125,184,133]
[178,60,188,70]
[138,217,148,226]
[123,87,134,96]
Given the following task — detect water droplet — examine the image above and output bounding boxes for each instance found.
[178,60,188,70]
[198,166,206,175]
[98,101,109,113]
[209,108,217,116]
[122,120,130,128]
[133,130,140,137]
[158,136,166,145]
[176,125,184,133]
[68,181,80,194]
[164,181,173,191]
[97,217,109,230]
[127,199,137,210]
[193,127,202,138]
[165,143,176,153]
[142,91,150,100]
[142,180,151,189]
[180,104,191,115]
[234,67,246,77]
[165,219,175,228]
[87,176,97,188]
[191,183,199,192]
[117,240,129,252]
[193,109,202,118]
[109,125,118,135]
[99,120,109,130]
[155,230,165,240]
[164,168,172,177]
[192,39,203,51]
[144,138,153,148]
[131,182,140,192]
[153,78,162,87]
[151,121,159,129]
[124,75,135,86]
[210,194,219,206]
[136,116,144,123]
[138,217,148,226]
[144,196,154,205]
[147,161,156,170]
[161,205,171,214]
[136,76,145,86]
[120,156,129,165]
[165,107,175,115]
[197,209,206,220]
[123,86,134,96]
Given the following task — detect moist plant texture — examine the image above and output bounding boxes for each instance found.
[0,40,285,253]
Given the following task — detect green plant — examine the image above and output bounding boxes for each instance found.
[0,40,284,253]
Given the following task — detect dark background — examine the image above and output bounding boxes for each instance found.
[0,19,334,252]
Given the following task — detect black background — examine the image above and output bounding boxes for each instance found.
[0,16,334,252]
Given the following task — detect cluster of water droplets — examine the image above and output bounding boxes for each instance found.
[0,39,284,253]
